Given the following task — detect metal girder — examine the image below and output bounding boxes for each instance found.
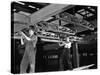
[36,21,75,35]
[12,13,30,33]
[59,12,95,30]
[30,4,74,25]
[13,4,74,33]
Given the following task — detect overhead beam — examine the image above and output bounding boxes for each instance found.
[30,4,74,25]
[13,13,30,24]
[12,13,30,33]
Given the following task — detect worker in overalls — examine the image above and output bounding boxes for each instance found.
[20,26,38,73]
[59,37,73,71]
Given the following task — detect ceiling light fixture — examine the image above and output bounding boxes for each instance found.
[15,1,25,5]
[29,5,36,9]
[13,9,16,12]
[36,8,40,10]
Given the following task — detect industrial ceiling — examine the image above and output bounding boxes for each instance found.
[11,1,97,44]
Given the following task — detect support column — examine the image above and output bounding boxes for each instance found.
[72,41,79,68]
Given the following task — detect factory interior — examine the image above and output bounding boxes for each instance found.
[11,1,97,73]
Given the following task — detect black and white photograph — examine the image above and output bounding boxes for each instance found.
[11,1,97,74]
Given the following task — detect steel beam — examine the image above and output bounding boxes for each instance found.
[30,4,74,25]
[12,13,30,33]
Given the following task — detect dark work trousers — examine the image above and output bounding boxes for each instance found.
[20,40,37,73]
[59,47,73,71]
